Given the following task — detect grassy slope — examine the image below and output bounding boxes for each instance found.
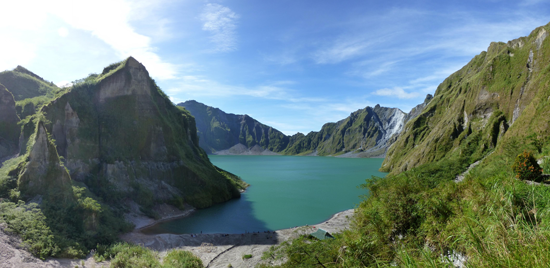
[0,66,65,119]
[381,23,550,175]
[259,22,550,268]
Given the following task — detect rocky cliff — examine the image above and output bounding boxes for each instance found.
[179,98,432,157]
[178,100,289,154]
[1,57,246,209]
[382,22,550,174]
[0,58,249,258]
[282,97,431,157]
[0,84,20,161]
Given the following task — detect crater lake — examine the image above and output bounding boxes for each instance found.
[142,155,386,234]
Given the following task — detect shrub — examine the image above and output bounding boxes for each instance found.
[0,201,59,259]
[242,254,253,260]
[511,151,542,181]
[162,250,203,268]
[98,243,160,268]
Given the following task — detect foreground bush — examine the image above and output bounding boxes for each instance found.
[512,150,542,181]
[0,201,58,259]
[95,243,203,268]
[163,249,203,268]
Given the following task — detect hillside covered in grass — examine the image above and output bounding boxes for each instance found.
[258,21,550,268]
[381,22,550,175]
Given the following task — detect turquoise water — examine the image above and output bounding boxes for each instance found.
[143,155,385,234]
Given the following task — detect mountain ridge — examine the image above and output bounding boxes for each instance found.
[178,95,432,158]
[381,22,550,174]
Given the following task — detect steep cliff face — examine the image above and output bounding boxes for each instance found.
[0,84,20,161]
[178,100,290,154]
[283,101,429,157]
[6,57,245,209]
[180,98,430,157]
[382,23,550,174]
[18,122,72,200]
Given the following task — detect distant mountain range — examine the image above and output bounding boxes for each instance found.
[178,95,432,158]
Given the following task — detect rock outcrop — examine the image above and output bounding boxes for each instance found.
[0,84,20,161]
[178,100,289,154]
[18,122,72,200]
[5,57,245,209]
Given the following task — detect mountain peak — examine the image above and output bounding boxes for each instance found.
[98,57,152,102]
[13,65,46,82]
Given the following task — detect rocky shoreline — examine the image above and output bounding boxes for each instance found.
[0,204,354,268]
[122,209,355,268]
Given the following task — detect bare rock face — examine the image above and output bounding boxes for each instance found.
[535,28,548,50]
[98,57,151,103]
[0,84,20,160]
[0,85,19,124]
[19,122,71,199]
[26,57,242,208]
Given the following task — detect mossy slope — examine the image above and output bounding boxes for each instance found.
[0,66,64,119]
[382,22,550,174]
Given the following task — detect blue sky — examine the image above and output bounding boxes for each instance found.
[1,0,549,135]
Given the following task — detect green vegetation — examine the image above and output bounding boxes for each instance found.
[0,57,246,262]
[382,23,550,174]
[260,135,550,267]
[512,151,543,181]
[162,249,204,268]
[0,66,60,101]
[0,201,57,259]
[242,254,253,260]
[259,22,550,268]
[94,243,203,268]
[0,177,132,259]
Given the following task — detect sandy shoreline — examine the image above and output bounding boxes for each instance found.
[122,209,355,268]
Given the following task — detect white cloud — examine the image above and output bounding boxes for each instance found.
[57,27,69,37]
[0,36,36,72]
[373,87,420,99]
[168,77,326,103]
[313,39,374,64]
[200,3,239,52]
[0,0,177,80]
[56,81,73,88]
